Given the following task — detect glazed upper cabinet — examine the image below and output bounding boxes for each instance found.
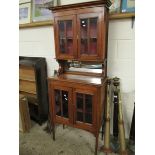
[55,15,77,59]
[53,6,108,61]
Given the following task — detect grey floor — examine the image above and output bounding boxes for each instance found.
[19,121,133,155]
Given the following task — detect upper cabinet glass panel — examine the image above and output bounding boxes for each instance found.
[80,17,98,56]
[54,9,106,61]
[58,20,73,55]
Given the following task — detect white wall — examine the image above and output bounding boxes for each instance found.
[19,26,58,76]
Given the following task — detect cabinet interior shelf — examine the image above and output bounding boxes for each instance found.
[19,13,135,29]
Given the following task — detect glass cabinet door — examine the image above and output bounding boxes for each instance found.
[74,91,95,127]
[77,13,102,60]
[53,86,72,124]
[55,15,77,59]
[54,89,69,118]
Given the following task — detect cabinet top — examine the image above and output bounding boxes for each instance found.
[49,74,106,87]
[48,0,111,11]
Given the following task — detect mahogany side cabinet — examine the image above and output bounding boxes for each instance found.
[48,74,107,154]
[48,1,111,154]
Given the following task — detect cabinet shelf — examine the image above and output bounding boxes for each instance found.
[19,13,135,29]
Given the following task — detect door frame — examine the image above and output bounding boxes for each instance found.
[73,88,97,132]
[51,85,73,125]
[77,12,102,61]
[54,15,77,60]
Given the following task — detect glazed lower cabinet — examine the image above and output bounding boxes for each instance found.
[48,76,106,155]
[73,88,96,133]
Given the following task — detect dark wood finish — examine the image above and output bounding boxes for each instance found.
[49,1,111,11]
[77,11,103,61]
[48,75,107,154]
[48,1,110,154]
[48,76,107,134]
[19,56,49,125]
[54,15,77,60]
[50,1,110,62]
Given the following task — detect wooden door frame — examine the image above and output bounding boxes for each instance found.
[54,15,77,60]
[51,84,73,125]
[72,87,97,133]
[77,12,103,61]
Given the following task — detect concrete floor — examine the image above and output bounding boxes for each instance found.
[19,121,133,155]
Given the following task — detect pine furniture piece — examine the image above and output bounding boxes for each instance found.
[48,1,111,154]
[19,94,31,132]
[19,56,49,125]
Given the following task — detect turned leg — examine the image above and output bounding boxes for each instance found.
[48,120,52,134]
[95,133,99,155]
[50,114,55,140]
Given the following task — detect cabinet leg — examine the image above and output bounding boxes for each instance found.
[52,124,55,141]
[95,134,99,155]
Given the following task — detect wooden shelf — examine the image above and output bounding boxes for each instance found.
[19,20,53,29]
[19,13,135,29]
[109,12,135,20]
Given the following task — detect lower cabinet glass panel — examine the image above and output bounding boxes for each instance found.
[77,112,83,122]
[85,94,92,113]
[55,90,61,116]
[62,90,68,118]
[76,93,93,124]
[55,89,68,118]
[85,113,92,124]
[77,93,83,110]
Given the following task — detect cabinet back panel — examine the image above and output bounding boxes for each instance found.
[19,80,36,94]
[19,67,35,81]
